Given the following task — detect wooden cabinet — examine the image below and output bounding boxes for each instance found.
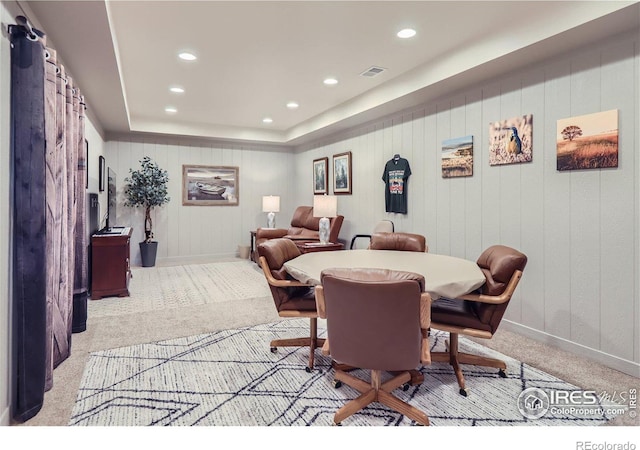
[90,227,132,300]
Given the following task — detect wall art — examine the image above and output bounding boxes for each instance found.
[182,165,239,206]
[98,155,105,192]
[442,135,473,178]
[333,151,352,195]
[556,109,618,171]
[313,157,328,194]
[489,114,533,166]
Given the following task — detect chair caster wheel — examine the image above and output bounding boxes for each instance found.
[459,388,468,397]
[498,369,507,378]
[402,383,410,391]
[305,366,312,373]
[270,347,277,353]
[333,380,342,388]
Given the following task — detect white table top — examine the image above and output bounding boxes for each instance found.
[283,249,486,300]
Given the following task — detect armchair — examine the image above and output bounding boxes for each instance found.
[430,245,527,396]
[315,268,432,426]
[253,206,344,261]
[257,238,325,372]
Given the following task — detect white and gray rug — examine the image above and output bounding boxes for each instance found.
[89,261,270,318]
[69,319,623,426]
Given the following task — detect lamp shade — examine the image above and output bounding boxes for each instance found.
[313,195,337,218]
[262,195,280,213]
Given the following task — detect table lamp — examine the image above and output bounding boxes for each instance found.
[313,194,337,244]
[262,195,280,228]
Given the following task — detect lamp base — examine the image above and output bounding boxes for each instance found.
[319,217,330,244]
[267,212,276,229]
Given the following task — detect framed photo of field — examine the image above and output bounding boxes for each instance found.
[556,110,618,171]
[182,165,239,206]
[442,135,473,178]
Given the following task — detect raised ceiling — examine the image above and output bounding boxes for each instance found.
[24,1,640,146]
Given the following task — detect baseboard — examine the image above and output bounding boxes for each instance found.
[502,320,640,378]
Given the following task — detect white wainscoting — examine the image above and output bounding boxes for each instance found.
[293,30,639,375]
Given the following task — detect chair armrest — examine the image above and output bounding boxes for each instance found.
[258,256,310,288]
[458,270,523,305]
[349,234,372,249]
[420,292,432,365]
[256,228,288,239]
[314,285,327,319]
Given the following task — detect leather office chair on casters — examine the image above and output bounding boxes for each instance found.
[349,220,394,249]
[316,268,432,426]
[369,231,428,252]
[430,245,527,396]
[257,238,325,372]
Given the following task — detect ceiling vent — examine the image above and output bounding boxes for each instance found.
[360,66,386,78]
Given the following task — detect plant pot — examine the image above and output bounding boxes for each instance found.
[140,241,159,267]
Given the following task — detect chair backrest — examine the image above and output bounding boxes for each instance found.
[257,238,303,310]
[472,245,528,333]
[369,232,427,252]
[319,268,424,371]
[372,220,394,234]
[288,205,344,242]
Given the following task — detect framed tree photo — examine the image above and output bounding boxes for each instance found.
[333,151,352,195]
[313,157,328,194]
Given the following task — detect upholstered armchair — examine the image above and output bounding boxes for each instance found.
[369,232,428,252]
[257,238,325,372]
[253,206,344,261]
[430,245,527,396]
[315,268,432,426]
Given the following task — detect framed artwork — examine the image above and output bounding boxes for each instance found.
[442,135,473,178]
[489,114,533,166]
[182,165,239,206]
[333,151,352,195]
[556,109,618,171]
[313,157,328,194]
[98,155,105,192]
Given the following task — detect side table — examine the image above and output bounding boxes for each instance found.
[295,241,344,254]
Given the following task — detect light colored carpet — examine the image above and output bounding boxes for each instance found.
[69,319,624,426]
[89,261,271,317]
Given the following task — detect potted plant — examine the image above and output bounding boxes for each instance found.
[124,156,170,267]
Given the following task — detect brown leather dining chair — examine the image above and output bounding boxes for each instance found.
[429,245,527,396]
[369,231,428,252]
[257,238,325,372]
[315,268,432,426]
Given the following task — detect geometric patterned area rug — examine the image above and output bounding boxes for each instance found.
[88,261,271,318]
[69,319,622,426]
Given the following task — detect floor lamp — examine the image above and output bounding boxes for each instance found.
[313,195,337,244]
[262,195,280,228]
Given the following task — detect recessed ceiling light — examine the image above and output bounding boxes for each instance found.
[286,102,299,109]
[178,52,197,61]
[170,86,185,93]
[397,28,416,39]
[262,117,273,124]
[165,107,177,114]
[323,78,338,86]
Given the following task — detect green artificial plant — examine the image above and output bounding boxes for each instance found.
[124,156,170,242]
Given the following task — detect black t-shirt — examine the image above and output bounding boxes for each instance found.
[382,157,411,214]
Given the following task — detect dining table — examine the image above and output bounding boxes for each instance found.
[283,248,487,386]
[283,249,486,300]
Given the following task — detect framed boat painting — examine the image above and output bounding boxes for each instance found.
[182,165,239,206]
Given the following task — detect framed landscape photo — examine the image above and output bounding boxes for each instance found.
[182,165,239,206]
[333,151,352,195]
[313,157,328,194]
